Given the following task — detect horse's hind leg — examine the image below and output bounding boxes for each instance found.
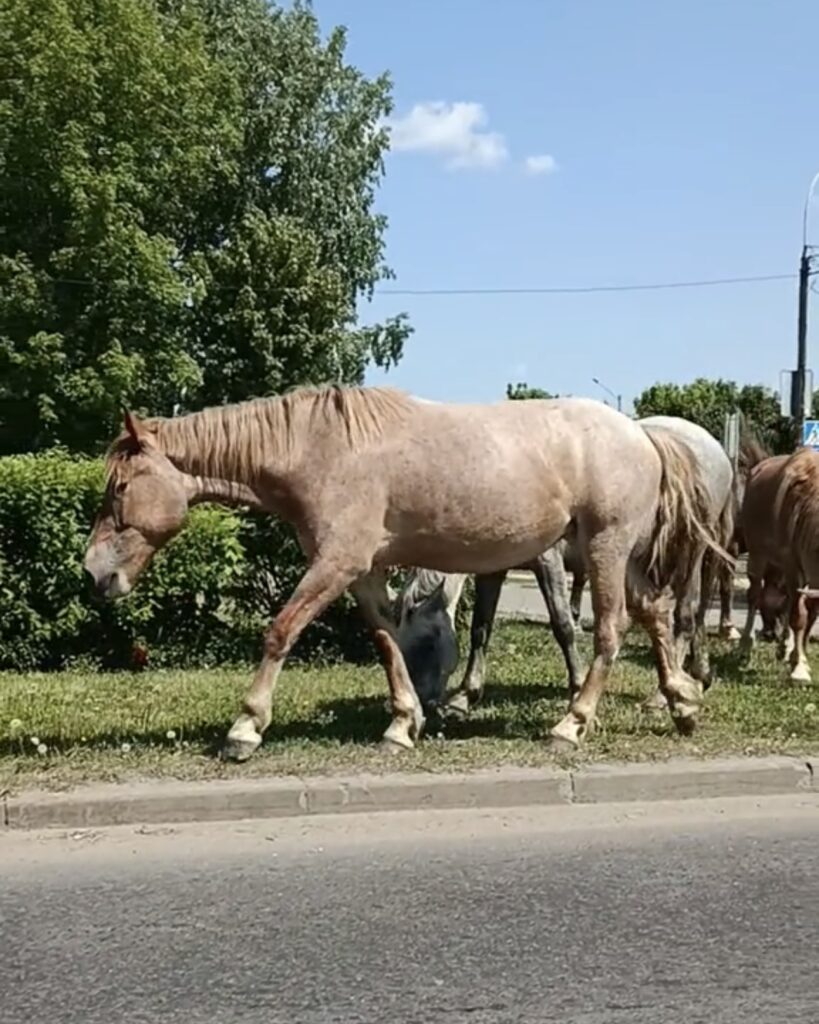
[531,547,585,703]
[570,569,586,626]
[549,532,629,750]
[446,570,506,716]
[738,553,765,660]
[786,587,812,685]
[690,547,718,686]
[351,572,425,749]
[718,565,740,640]
[223,556,361,762]
[633,585,704,737]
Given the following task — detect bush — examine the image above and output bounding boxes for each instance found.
[0,452,372,671]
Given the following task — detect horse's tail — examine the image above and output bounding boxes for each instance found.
[642,426,736,591]
[703,486,737,613]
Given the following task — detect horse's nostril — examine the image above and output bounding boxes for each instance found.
[84,568,110,596]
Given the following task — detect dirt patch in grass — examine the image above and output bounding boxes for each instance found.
[1,622,817,793]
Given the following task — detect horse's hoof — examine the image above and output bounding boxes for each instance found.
[720,625,741,642]
[220,737,260,762]
[380,737,412,756]
[672,713,698,737]
[444,692,471,718]
[788,663,812,685]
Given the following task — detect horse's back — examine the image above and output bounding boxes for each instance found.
[369,396,662,574]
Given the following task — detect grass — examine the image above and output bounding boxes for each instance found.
[1,621,818,793]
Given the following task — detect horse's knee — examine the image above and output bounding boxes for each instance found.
[263,621,292,660]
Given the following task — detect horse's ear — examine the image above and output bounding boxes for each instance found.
[123,409,148,448]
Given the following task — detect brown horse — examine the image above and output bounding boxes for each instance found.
[84,385,729,760]
[738,447,819,681]
[717,430,785,642]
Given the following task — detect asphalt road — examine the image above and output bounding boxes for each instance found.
[499,576,768,632]
[2,795,818,1024]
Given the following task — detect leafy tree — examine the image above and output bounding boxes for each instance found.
[506,382,556,400]
[0,0,409,454]
[633,378,801,453]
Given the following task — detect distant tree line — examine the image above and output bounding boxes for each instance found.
[506,376,805,454]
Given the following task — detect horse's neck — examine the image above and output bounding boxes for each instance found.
[187,475,265,511]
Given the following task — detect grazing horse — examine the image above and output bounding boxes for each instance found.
[395,541,584,717]
[84,385,728,760]
[395,415,734,717]
[738,447,819,681]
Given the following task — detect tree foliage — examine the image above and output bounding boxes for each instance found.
[506,382,556,400]
[633,378,801,454]
[0,0,409,454]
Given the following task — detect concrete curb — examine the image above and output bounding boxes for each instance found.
[2,756,815,831]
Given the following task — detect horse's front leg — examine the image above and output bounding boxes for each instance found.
[222,556,362,762]
[446,570,506,716]
[531,547,585,704]
[350,571,426,750]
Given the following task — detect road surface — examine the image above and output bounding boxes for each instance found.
[499,575,767,632]
[2,794,818,1023]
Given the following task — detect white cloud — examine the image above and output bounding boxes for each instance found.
[523,154,558,176]
[387,101,508,170]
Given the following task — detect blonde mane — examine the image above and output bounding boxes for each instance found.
[107,384,414,481]
[776,447,819,574]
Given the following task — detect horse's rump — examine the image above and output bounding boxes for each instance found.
[641,426,734,591]
[773,447,819,579]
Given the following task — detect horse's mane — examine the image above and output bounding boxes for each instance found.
[107,384,414,481]
[737,427,771,474]
[775,447,819,573]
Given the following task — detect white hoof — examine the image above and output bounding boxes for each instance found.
[222,715,263,762]
[381,721,417,750]
[788,661,812,685]
[720,624,741,642]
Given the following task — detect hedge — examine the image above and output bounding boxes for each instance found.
[0,452,373,671]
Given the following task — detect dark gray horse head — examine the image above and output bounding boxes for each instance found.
[394,569,465,709]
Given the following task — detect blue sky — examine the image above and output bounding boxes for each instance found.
[312,0,819,409]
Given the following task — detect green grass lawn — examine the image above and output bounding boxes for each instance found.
[1,621,817,793]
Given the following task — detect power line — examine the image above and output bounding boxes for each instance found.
[377,273,796,296]
[8,270,797,296]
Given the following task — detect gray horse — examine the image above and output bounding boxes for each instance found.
[396,415,735,718]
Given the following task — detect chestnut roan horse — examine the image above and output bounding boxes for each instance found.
[739,446,819,682]
[84,385,730,760]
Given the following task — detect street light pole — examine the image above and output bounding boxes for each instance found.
[794,171,819,433]
[592,376,622,412]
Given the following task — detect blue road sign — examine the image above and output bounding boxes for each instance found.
[802,420,819,450]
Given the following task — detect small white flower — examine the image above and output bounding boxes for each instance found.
[37,743,48,756]
[9,718,23,732]
[30,735,40,746]
[805,703,816,714]
[165,729,177,741]
[121,742,132,753]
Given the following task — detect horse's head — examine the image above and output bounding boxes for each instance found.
[84,411,189,600]
[395,572,465,709]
